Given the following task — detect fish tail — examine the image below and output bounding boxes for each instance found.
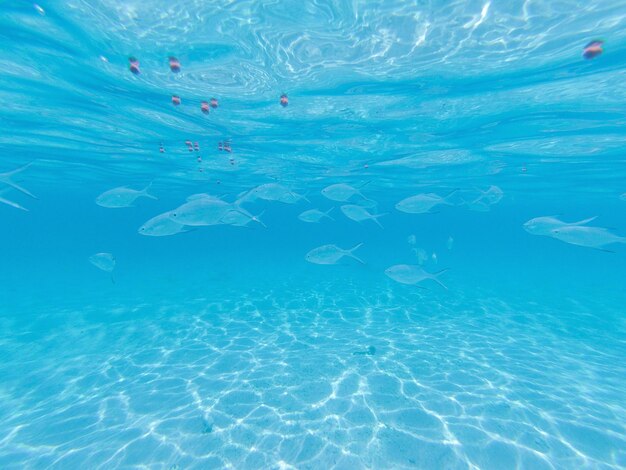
[372,213,386,229]
[4,180,37,199]
[443,188,460,205]
[0,163,36,198]
[1,161,34,177]
[235,191,254,206]
[254,210,267,228]
[0,195,28,211]
[142,181,158,200]
[347,243,365,264]
[573,216,597,226]
[431,268,449,290]
[324,207,335,221]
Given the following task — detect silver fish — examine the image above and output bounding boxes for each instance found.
[523,215,597,236]
[298,208,334,223]
[340,204,385,228]
[96,183,156,208]
[139,211,189,237]
[170,196,238,226]
[321,183,373,205]
[550,225,626,250]
[395,190,456,214]
[245,183,307,204]
[305,243,364,265]
[89,252,116,283]
[220,208,266,227]
[384,264,448,289]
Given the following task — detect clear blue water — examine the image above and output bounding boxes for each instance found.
[1,1,626,469]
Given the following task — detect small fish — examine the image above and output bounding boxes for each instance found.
[139,211,189,237]
[129,57,140,75]
[395,190,457,214]
[385,264,448,289]
[407,235,416,246]
[159,142,165,153]
[172,95,181,106]
[340,204,385,228]
[305,243,364,265]
[34,3,45,15]
[210,97,218,108]
[96,183,157,208]
[321,183,372,204]
[201,101,209,114]
[170,195,238,226]
[465,185,503,212]
[0,162,36,199]
[353,346,376,356]
[523,215,597,236]
[0,188,28,211]
[89,252,116,283]
[550,225,625,251]
[169,56,180,73]
[220,208,266,228]
[298,208,334,223]
[431,252,438,264]
[244,183,307,204]
[280,94,288,107]
[583,40,603,59]
[447,236,454,250]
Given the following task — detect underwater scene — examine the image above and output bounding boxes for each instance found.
[1,1,626,469]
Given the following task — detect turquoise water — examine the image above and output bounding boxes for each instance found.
[1,1,626,468]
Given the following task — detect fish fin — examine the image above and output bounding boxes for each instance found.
[358,180,372,189]
[253,210,267,228]
[346,243,365,264]
[349,253,365,265]
[110,273,116,284]
[0,196,28,211]
[142,181,158,200]
[572,216,597,225]
[371,213,386,229]
[442,188,460,205]
[299,191,311,203]
[431,268,449,290]
[2,180,37,199]
[0,162,34,177]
